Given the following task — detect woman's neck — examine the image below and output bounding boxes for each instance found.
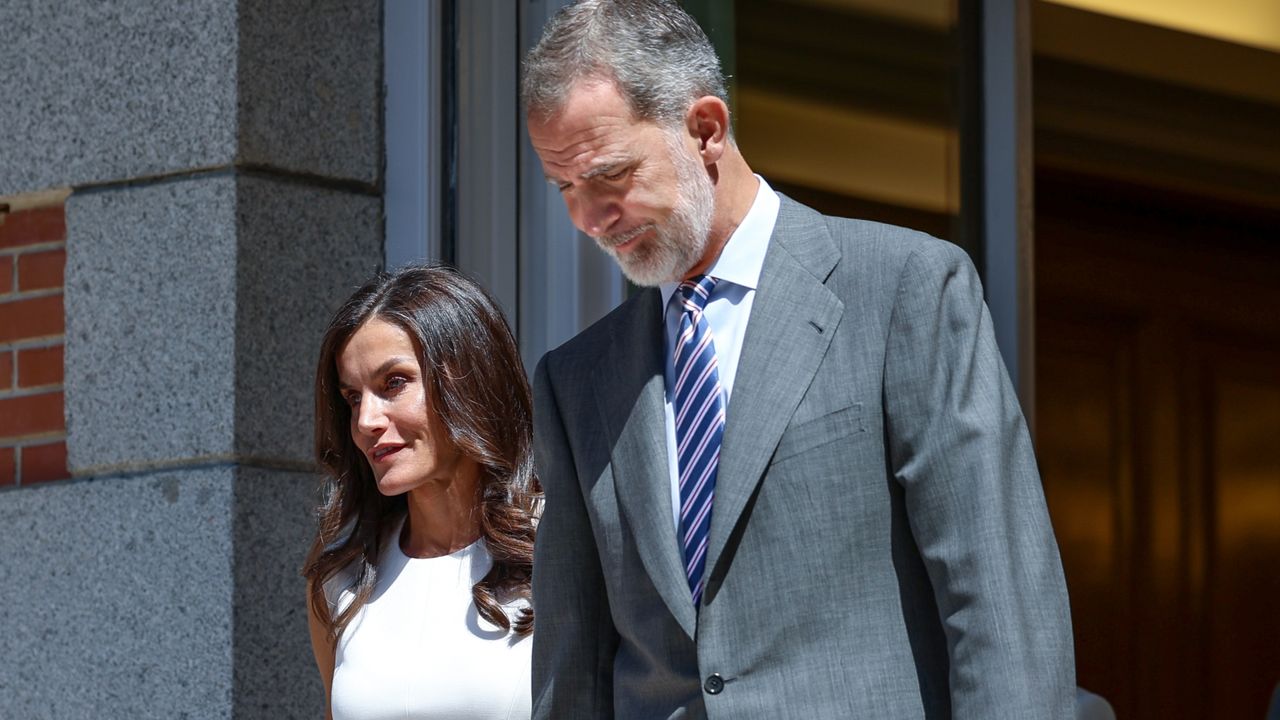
[399,460,484,558]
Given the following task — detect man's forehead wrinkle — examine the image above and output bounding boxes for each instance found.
[535,125,613,157]
[541,153,627,185]
[534,126,631,178]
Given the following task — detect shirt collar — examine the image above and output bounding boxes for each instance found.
[659,175,780,312]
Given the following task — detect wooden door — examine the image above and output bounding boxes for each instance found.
[1035,171,1280,719]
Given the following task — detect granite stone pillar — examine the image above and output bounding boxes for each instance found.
[0,2,384,716]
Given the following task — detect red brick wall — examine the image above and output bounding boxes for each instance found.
[0,203,68,486]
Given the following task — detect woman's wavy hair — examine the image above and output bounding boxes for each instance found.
[303,263,540,642]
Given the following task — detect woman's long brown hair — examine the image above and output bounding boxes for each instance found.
[303,263,540,642]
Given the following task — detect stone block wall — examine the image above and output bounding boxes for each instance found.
[0,1,385,716]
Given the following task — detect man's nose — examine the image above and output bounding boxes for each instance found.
[568,191,622,237]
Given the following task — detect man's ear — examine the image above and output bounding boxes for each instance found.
[686,95,730,165]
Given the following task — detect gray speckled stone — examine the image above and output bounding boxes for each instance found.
[66,173,382,473]
[0,468,235,719]
[237,1,382,186]
[0,0,380,197]
[234,174,383,464]
[65,176,240,472]
[0,465,329,718]
[0,1,238,196]
[233,467,326,718]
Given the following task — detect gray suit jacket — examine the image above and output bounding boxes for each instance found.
[531,196,1075,719]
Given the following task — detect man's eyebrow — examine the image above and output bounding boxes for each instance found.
[580,161,626,180]
[544,159,629,186]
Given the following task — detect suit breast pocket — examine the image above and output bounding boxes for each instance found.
[771,401,866,464]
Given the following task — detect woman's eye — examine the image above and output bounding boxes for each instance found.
[386,375,408,391]
[345,393,361,408]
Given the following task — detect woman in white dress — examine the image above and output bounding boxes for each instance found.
[304,264,540,720]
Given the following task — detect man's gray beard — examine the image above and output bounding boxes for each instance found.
[594,133,716,287]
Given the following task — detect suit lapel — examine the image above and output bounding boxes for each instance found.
[593,289,698,637]
[706,196,845,579]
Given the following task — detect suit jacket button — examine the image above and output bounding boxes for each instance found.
[704,673,725,695]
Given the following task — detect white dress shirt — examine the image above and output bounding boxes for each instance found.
[660,176,780,529]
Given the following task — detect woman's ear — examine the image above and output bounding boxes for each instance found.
[686,95,730,165]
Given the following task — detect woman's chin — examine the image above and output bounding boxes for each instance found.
[373,474,414,497]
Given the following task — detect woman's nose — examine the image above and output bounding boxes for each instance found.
[354,395,386,436]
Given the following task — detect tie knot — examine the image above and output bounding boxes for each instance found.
[677,275,718,313]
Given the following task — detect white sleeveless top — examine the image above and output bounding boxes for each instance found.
[325,522,532,720]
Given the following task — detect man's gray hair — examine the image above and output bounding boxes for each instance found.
[522,0,729,130]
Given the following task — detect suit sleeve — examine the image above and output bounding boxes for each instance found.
[530,356,620,720]
[882,241,1076,719]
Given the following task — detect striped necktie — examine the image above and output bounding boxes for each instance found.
[671,275,725,607]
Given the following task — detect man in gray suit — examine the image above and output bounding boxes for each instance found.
[522,1,1075,718]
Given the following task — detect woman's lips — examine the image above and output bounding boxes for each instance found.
[371,445,404,463]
